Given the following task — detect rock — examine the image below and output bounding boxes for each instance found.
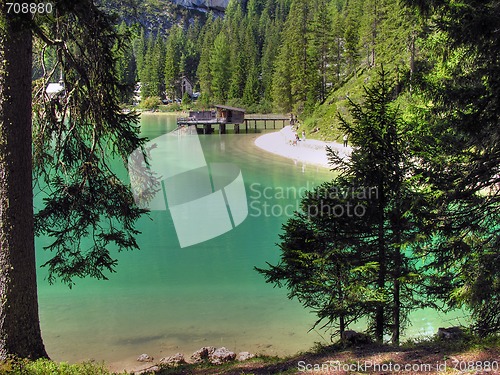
[134,365,159,375]
[136,353,153,362]
[341,330,372,345]
[172,0,231,11]
[437,327,464,340]
[209,347,236,365]
[237,351,255,361]
[159,353,186,367]
[190,346,216,363]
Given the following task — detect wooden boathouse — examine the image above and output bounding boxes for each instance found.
[177,105,289,134]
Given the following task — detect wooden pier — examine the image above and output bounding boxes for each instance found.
[242,116,289,133]
[177,105,289,134]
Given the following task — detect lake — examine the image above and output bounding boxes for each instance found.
[35,113,465,368]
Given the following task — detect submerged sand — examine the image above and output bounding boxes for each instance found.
[254,126,351,168]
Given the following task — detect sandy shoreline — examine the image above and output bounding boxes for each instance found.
[254,126,351,168]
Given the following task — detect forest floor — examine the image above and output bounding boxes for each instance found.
[152,336,500,375]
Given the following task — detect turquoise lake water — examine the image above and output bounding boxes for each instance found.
[35,113,466,367]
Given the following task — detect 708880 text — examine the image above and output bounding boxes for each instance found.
[6,2,53,14]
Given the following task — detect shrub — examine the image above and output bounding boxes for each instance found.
[140,96,161,110]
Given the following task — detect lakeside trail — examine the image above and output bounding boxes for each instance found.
[254,126,352,168]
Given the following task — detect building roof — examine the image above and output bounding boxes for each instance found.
[215,105,246,113]
[181,76,193,85]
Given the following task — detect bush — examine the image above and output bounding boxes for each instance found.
[181,92,191,107]
[246,100,274,114]
[158,103,182,112]
[140,96,161,110]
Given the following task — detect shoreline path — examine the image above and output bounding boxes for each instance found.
[254,126,352,168]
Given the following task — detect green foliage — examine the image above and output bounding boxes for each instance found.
[133,28,147,77]
[342,0,362,73]
[164,26,183,99]
[114,21,137,103]
[140,96,162,110]
[158,103,182,112]
[259,69,431,343]
[0,359,113,374]
[31,0,157,286]
[402,0,500,337]
[196,14,220,105]
[209,32,231,102]
[272,0,310,112]
[227,3,246,100]
[99,0,424,116]
[181,91,191,107]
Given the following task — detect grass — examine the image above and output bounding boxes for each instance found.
[302,64,415,144]
[0,358,112,375]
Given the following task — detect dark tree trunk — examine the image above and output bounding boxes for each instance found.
[0,9,48,359]
[392,250,401,345]
[392,195,402,345]
[375,182,385,343]
[339,315,345,338]
[409,30,416,93]
[391,128,403,346]
[371,0,378,67]
[337,38,341,82]
[392,205,402,345]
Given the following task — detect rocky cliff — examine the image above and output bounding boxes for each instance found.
[171,0,231,12]
[98,0,235,33]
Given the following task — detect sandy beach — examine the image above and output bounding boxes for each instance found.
[255,126,351,168]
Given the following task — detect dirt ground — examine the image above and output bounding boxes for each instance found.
[156,340,500,375]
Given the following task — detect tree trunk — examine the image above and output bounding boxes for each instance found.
[409,30,416,93]
[375,182,385,343]
[392,197,402,345]
[339,315,345,338]
[392,250,401,345]
[392,211,402,345]
[391,125,403,346]
[371,0,377,67]
[0,9,48,359]
[337,38,341,82]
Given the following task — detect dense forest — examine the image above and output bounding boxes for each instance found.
[84,0,420,117]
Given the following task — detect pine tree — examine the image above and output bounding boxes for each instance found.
[140,34,154,98]
[329,1,345,83]
[209,31,231,103]
[197,14,221,105]
[358,0,381,68]
[343,0,362,75]
[272,0,310,112]
[305,0,333,110]
[242,22,261,105]
[164,27,182,100]
[261,19,281,102]
[1,0,153,358]
[115,21,137,103]
[133,27,147,82]
[260,69,430,343]
[405,0,500,337]
[227,3,246,100]
[0,5,48,359]
[179,30,199,88]
[149,32,165,98]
